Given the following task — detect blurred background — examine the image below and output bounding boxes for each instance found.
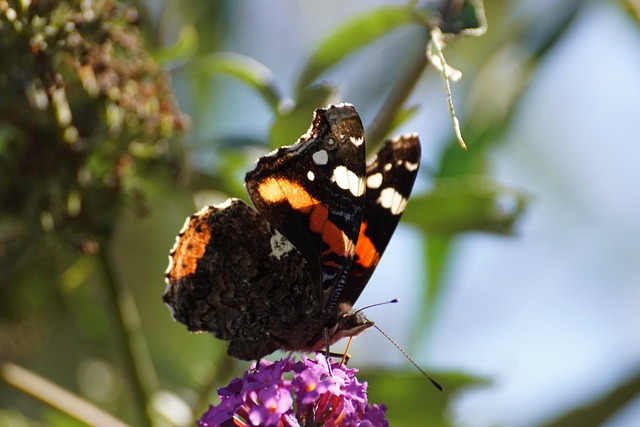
[1,0,639,426]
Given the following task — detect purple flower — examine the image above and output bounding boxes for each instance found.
[198,354,388,427]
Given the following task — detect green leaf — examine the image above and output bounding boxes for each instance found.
[362,369,490,427]
[439,0,487,37]
[543,370,640,427]
[268,84,335,149]
[184,52,282,112]
[403,176,527,235]
[366,105,420,155]
[295,6,417,94]
[152,24,199,64]
[417,233,452,339]
[218,147,254,200]
[60,255,98,291]
[380,105,420,139]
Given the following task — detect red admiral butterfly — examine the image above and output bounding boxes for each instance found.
[163,103,421,361]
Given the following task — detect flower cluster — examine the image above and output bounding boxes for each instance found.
[199,354,388,427]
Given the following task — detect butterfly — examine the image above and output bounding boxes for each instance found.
[163,103,421,361]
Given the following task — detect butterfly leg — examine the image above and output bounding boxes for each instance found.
[322,327,334,375]
[339,337,353,365]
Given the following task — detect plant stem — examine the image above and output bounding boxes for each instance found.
[194,353,237,417]
[366,33,430,147]
[1,362,128,427]
[99,244,155,427]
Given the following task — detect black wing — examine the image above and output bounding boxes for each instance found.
[245,103,366,300]
[338,134,421,306]
[163,199,317,360]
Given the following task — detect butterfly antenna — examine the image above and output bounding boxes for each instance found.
[354,298,400,315]
[372,322,443,391]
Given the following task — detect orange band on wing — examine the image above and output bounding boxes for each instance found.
[257,177,316,212]
[320,220,351,258]
[169,215,212,278]
[257,177,351,257]
[353,221,380,269]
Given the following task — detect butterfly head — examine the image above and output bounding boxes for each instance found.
[330,302,374,344]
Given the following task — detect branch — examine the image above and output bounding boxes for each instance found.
[99,245,156,427]
[1,362,128,427]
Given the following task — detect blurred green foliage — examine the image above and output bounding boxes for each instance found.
[0,0,188,333]
[0,0,187,244]
[365,369,490,427]
[0,0,187,425]
[2,0,638,426]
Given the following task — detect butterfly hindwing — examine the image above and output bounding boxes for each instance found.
[163,198,319,360]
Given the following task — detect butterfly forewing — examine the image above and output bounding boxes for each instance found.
[245,104,367,298]
[338,134,422,306]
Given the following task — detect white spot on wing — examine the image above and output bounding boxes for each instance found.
[312,149,329,165]
[378,187,407,215]
[349,136,364,147]
[307,170,315,181]
[366,173,383,189]
[270,230,295,259]
[333,165,365,197]
[213,198,235,210]
[404,161,419,171]
[383,163,392,172]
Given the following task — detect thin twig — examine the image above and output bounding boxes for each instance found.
[1,362,128,427]
[193,352,238,417]
[99,245,156,427]
[428,27,467,150]
[366,33,430,148]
